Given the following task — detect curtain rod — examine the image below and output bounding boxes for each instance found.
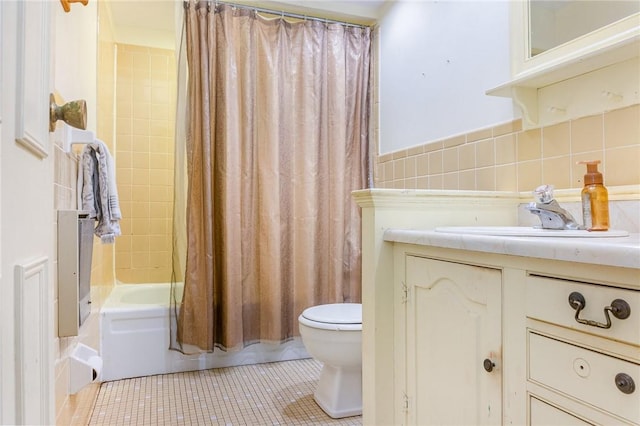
[186,1,369,29]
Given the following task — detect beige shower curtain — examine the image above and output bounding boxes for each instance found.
[173,2,371,352]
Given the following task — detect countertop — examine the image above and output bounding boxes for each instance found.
[383,229,640,269]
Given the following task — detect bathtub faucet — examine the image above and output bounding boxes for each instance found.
[526,184,583,230]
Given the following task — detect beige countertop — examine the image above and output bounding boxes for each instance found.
[383,228,640,269]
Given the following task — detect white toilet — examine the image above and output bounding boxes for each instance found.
[298,303,362,418]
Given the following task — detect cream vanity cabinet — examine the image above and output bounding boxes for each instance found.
[391,242,640,426]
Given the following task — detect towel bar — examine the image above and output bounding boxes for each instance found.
[61,123,95,152]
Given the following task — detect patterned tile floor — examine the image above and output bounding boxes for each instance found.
[88,359,362,425]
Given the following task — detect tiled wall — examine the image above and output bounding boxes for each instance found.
[114,44,176,284]
[375,104,640,191]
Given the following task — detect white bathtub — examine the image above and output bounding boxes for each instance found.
[100,283,309,381]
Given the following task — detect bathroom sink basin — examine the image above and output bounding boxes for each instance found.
[434,226,629,238]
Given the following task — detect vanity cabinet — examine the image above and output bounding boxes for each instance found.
[391,242,639,426]
[394,253,502,425]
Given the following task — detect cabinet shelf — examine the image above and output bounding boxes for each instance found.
[487,13,640,129]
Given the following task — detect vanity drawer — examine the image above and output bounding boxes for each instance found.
[529,397,591,426]
[525,275,640,346]
[528,332,640,423]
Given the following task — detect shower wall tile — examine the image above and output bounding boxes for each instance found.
[375,104,640,192]
[115,252,131,269]
[132,168,150,184]
[115,43,176,284]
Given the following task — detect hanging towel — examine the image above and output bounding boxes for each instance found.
[78,140,122,243]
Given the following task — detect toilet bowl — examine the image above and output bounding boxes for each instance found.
[298,303,362,419]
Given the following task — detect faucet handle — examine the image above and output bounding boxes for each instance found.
[533,184,554,203]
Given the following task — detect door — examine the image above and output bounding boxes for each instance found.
[0,1,54,424]
[404,256,502,425]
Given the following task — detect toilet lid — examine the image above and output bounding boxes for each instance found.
[301,303,362,324]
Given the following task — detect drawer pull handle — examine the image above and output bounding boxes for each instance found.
[568,292,631,329]
[615,373,635,394]
[483,358,495,373]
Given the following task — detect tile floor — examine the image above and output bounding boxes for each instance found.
[88,359,362,425]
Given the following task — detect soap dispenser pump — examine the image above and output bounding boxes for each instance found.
[578,160,609,231]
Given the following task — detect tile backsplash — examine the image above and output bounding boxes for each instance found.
[375,104,640,192]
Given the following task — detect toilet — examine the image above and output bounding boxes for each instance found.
[298,303,362,419]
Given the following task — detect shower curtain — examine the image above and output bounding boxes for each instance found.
[171,1,371,353]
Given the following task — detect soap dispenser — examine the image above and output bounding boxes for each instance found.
[578,160,609,231]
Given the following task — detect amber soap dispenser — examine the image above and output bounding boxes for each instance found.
[578,160,609,231]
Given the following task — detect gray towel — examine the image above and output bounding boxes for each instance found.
[79,140,121,243]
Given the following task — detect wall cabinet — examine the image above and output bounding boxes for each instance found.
[487,2,640,129]
[391,243,639,426]
[395,254,502,425]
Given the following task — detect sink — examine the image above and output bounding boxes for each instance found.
[434,226,629,238]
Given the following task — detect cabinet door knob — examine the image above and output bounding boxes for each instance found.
[483,358,495,373]
[615,373,635,394]
[568,292,631,329]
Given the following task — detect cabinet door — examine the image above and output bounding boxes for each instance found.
[405,256,502,425]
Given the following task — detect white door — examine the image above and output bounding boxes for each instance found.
[0,1,54,424]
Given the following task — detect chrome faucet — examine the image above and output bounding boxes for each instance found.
[526,185,583,230]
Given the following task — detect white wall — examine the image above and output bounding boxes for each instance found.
[54,1,98,132]
[378,0,517,154]
[106,0,176,50]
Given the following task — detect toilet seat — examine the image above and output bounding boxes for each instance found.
[299,303,362,331]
